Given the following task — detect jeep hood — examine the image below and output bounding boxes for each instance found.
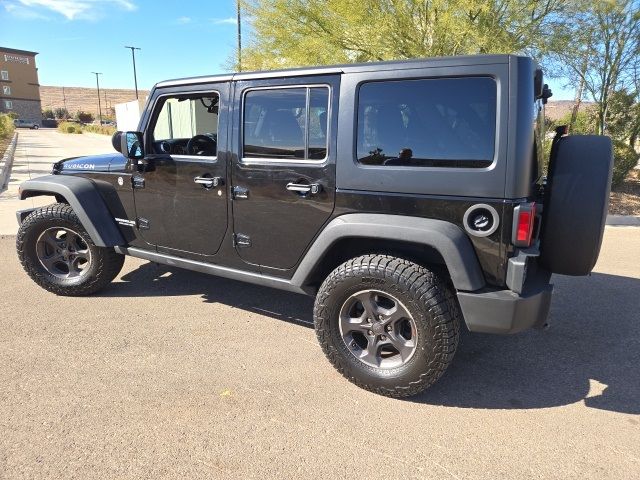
[53,153,127,174]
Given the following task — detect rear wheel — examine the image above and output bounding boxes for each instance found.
[314,254,460,398]
[17,203,125,296]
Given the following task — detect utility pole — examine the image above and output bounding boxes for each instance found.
[125,46,141,99]
[237,0,242,71]
[62,87,67,116]
[91,72,103,125]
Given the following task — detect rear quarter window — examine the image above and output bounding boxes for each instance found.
[356,77,497,168]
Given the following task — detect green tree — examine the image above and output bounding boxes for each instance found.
[553,0,640,135]
[42,108,54,119]
[238,0,575,71]
[606,89,640,146]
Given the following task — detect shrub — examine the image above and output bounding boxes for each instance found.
[54,107,69,119]
[76,111,94,124]
[42,108,54,119]
[612,140,639,188]
[58,121,83,134]
[0,113,15,140]
[83,124,116,136]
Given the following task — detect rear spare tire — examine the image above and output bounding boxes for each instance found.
[540,135,613,275]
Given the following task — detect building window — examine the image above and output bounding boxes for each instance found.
[4,100,13,110]
[0,71,8,81]
[356,77,497,168]
[2,85,10,95]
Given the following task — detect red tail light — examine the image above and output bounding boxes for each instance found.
[513,203,536,247]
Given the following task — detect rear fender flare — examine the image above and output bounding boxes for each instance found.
[292,214,486,292]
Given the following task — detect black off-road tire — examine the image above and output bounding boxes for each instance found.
[540,135,613,275]
[314,254,460,398]
[17,203,125,296]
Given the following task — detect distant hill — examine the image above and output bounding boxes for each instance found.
[544,100,596,122]
[40,85,150,117]
[40,85,593,122]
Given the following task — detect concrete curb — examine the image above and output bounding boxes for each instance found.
[0,131,19,190]
[606,215,640,226]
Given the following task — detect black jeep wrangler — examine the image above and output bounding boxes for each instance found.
[15,55,613,398]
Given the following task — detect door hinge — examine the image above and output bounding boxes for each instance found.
[234,233,251,247]
[232,186,249,199]
[132,175,145,189]
[137,217,150,230]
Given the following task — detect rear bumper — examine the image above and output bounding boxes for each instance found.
[457,269,553,334]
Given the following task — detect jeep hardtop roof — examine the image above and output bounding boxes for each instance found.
[155,54,531,88]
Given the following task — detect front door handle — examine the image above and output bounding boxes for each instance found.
[286,182,321,195]
[194,176,222,188]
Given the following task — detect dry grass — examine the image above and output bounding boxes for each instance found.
[0,135,11,159]
[610,169,640,215]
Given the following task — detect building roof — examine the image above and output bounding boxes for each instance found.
[0,47,39,56]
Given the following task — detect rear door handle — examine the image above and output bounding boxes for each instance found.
[194,176,222,188]
[286,183,321,195]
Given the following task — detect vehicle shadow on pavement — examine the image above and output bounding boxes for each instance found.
[104,264,639,415]
[105,262,315,328]
[416,272,640,415]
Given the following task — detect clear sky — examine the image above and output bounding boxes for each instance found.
[0,0,240,90]
[0,0,575,99]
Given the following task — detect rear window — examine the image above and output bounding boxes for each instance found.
[356,77,496,168]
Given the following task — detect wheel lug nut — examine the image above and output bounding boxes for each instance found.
[351,341,358,348]
[380,335,387,340]
[386,325,392,332]
[378,315,384,321]
[367,330,373,336]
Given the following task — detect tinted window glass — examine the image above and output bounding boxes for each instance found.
[308,88,329,159]
[357,77,496,168]
[244,87,329,160]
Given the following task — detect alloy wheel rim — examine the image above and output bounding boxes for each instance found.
[35,227,92,279]
[338,289,418,369]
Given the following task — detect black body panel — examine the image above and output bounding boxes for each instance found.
[230,75,340,270]
[331,190,514,286]
[132,82,231,259]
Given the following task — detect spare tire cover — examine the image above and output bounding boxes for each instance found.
[540,135,613,276]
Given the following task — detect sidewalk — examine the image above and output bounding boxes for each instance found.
[0,129,111,235]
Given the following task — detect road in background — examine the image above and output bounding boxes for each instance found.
[0,227,638,479]
[0,129,112,234]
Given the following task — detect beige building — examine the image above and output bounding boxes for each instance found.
[0,47,42,123]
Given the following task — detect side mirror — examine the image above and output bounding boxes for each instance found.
[120,131,144,160]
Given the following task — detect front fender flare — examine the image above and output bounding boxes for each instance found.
[291,214,486,292]
[19,175,125,247]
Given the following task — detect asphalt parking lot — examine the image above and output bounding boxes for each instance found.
[0,227,638,479]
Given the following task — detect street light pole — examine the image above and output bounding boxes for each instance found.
[91,72,103,125]
[125,46,141,99]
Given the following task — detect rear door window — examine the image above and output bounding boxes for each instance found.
[243,87,329,160]
[357,77,496,168]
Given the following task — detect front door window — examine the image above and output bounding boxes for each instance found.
[151,93,219,157]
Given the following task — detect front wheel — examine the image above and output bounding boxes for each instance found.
[314,254,460,398]
[17,203,125,296]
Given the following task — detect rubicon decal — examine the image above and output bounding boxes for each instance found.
[64,163,96,170]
